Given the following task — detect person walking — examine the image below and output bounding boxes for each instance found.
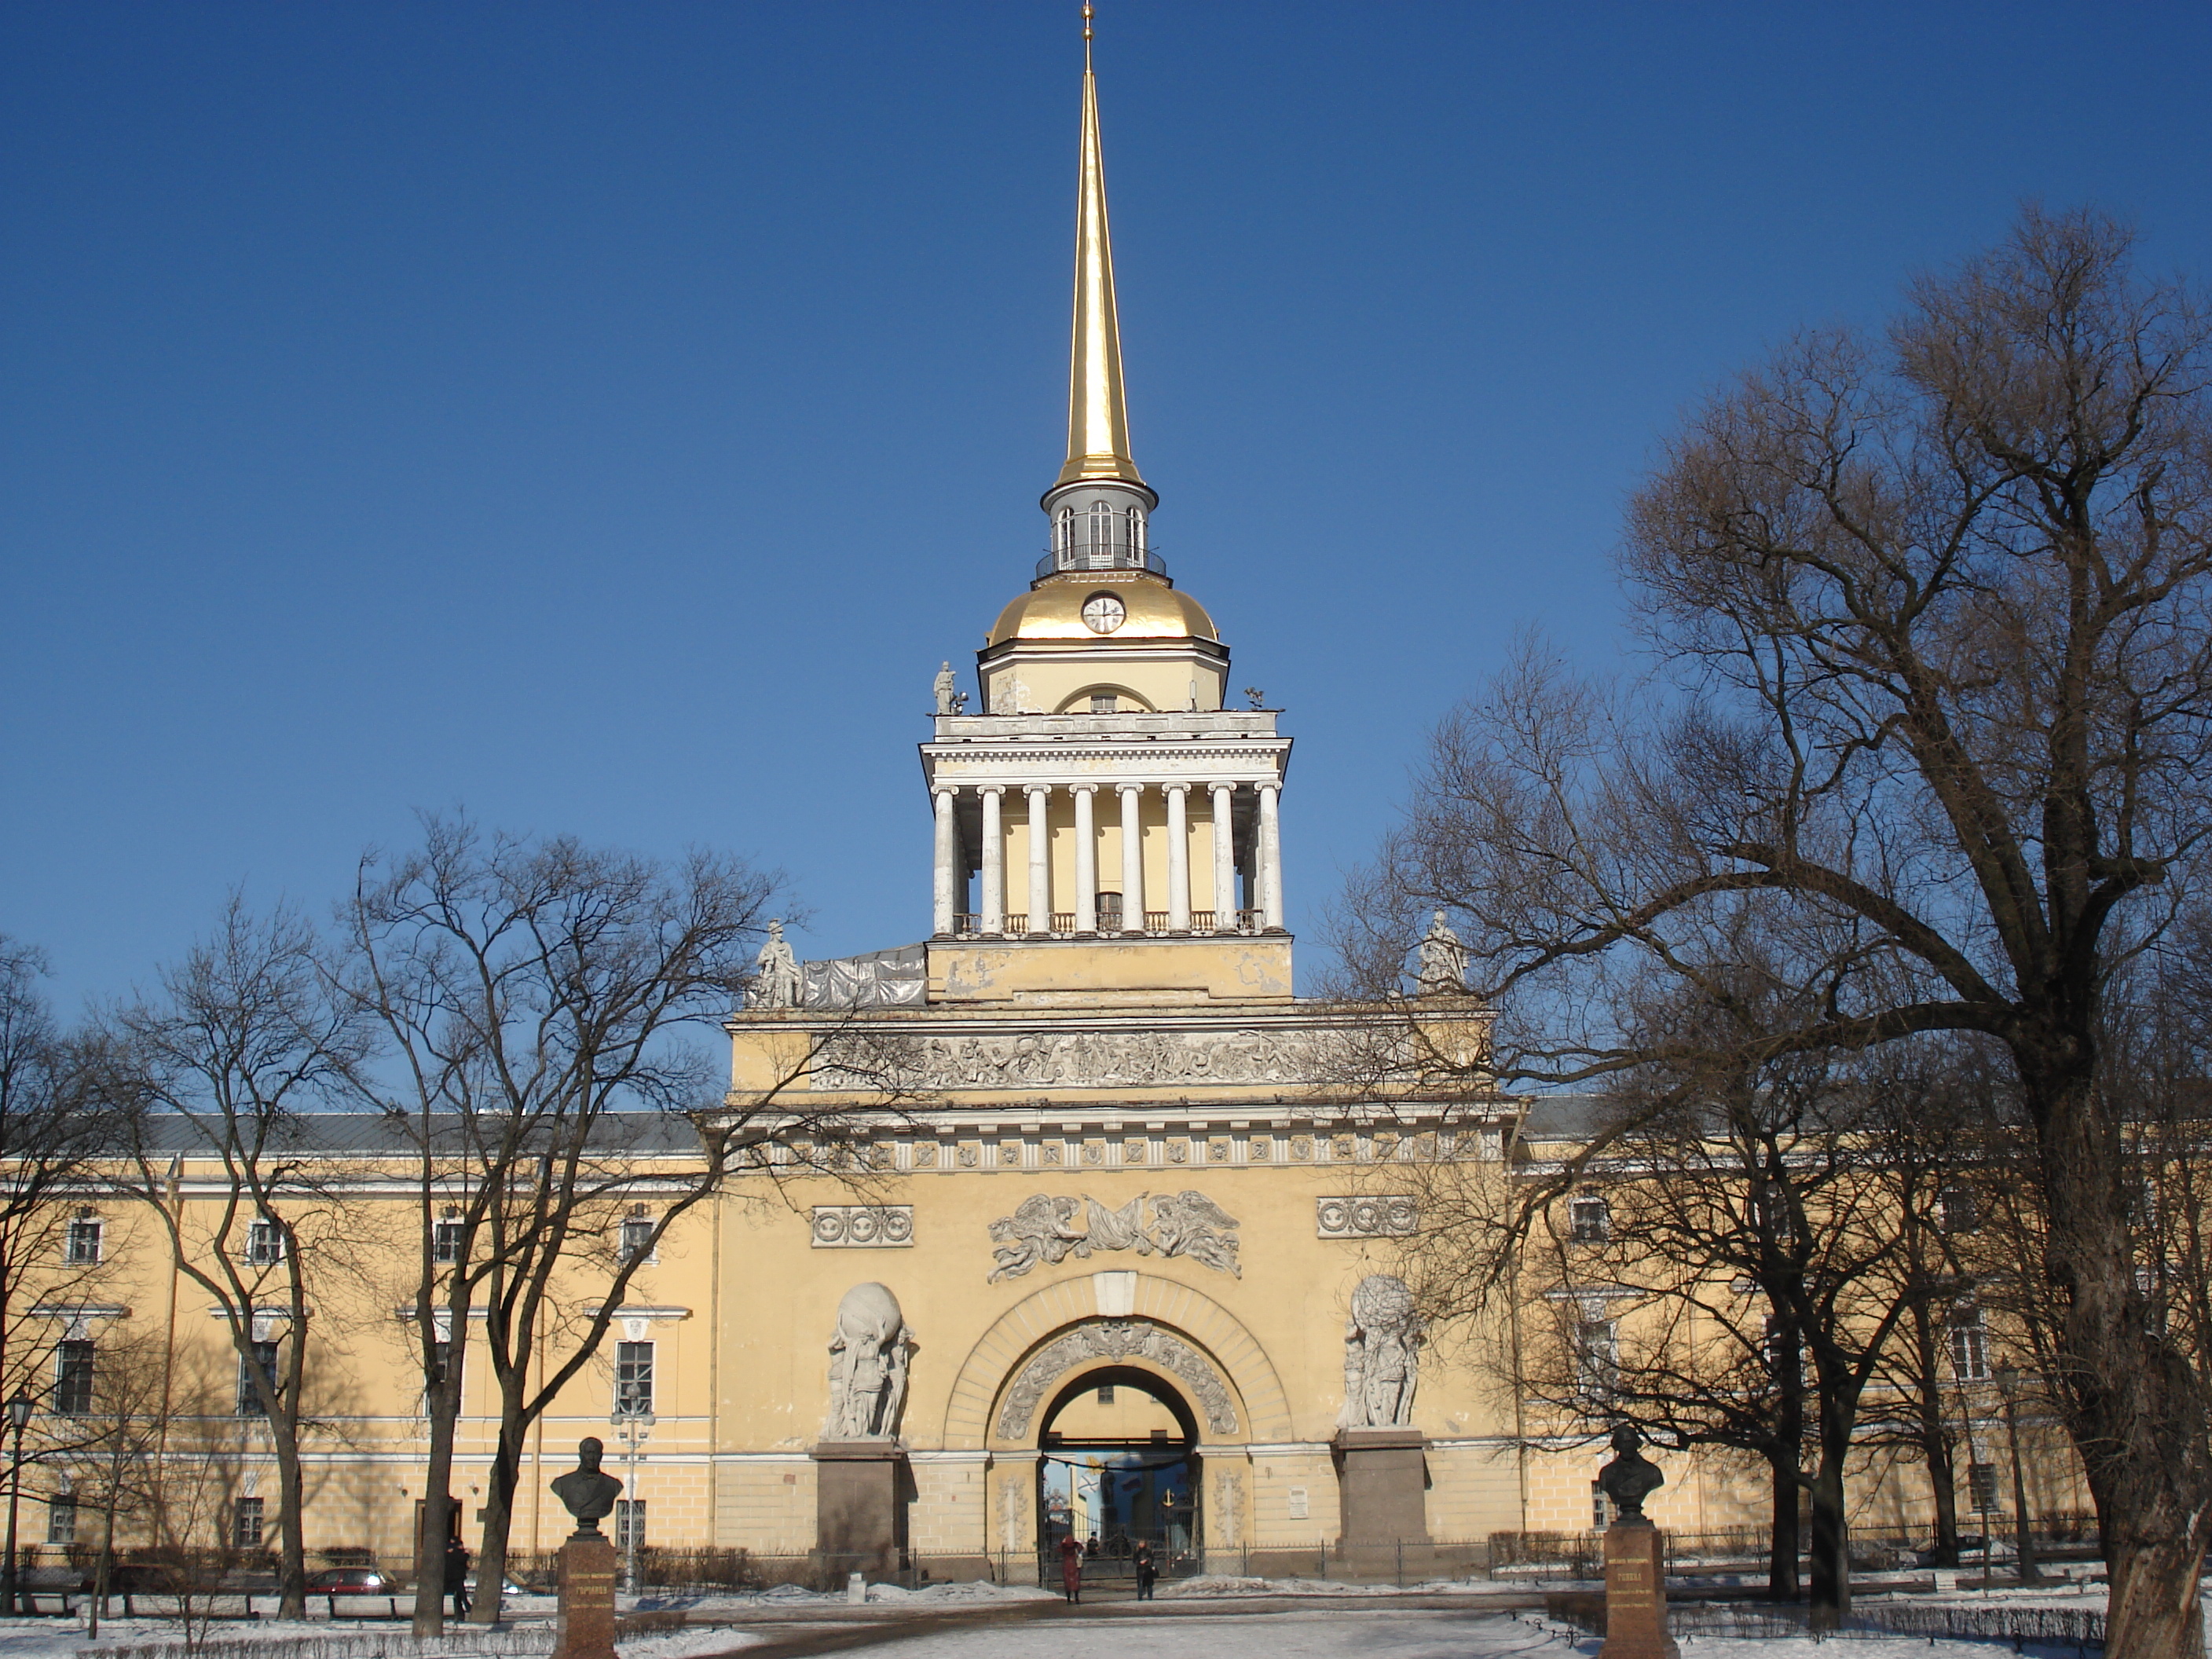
[1057,1533,1083,1604]
[445,1535,473,1618]
[1133,1540,1157,1602]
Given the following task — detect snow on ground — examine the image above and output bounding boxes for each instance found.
[614,1629,760,1659]
[804,1607,2108,1659]
[1159,1576,1499,1599]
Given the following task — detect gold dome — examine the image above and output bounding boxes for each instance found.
[988,572,1218,647]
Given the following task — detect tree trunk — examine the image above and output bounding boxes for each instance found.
[467,1389,532,1626]
[1806,1425,1853,1629]
[2032,1063,2212,1659]
[1766,1453,1800,1601]
[1914,1314,1959,1567]
[270,1423,307,1619]
[413,1403,458,1635]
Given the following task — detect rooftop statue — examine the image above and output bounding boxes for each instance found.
[933,661,961,716]
[749,920,804,1009]
[1414,910,1468,997]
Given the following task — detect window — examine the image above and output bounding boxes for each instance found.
[245,1217,285,1265]
[1095,892,1124,932]
[614,1499,646,1554]
[433,1217,466,1265]
[1089,693,1117,715]
[1576,1320,1619,1398]
[1097,1385,1115,1405]
[1948,1314,1989,1382]
[1126,506,1144,555]
[618,1212,656,1264]
[614,1341,654,1418]
[1055,505,1074,558]
[1967,1463,2000,1514]
[238,1339,279,1415]
[233,1496,265,1549]
[46,1496,75,1547]
[1590,1479,1612,1529]
[1569,1196,1610,1243]
[64,1214,102,1265]
[1088,498,1112,556]
[54,1340,93,1416]
[1940,1188,1979,1234]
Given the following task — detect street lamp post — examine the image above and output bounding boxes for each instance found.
[2,1390,36,1617]
[610,1388,654,1597]
[1994,1366,2042,1585]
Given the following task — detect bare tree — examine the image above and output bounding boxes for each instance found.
[0,939,117,1442]
[1343,211,2212,1653]
[104,899,373,1620]
[338,816,902,1632]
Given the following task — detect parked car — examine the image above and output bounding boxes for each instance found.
[306,1567,395,1596]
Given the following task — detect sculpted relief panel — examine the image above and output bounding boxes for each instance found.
[816,1027,1354,1091]
[995,1319,1238,1439]
[987,1190,1241,1282]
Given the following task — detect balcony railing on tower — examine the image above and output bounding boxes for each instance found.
[947,910,1265,940]
[1035,544,1169,580]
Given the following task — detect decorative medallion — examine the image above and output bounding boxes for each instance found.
[811,1206,914,1248]
[1315,1196,1419,1239]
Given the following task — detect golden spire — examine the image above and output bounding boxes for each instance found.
[1057,2,1145,489]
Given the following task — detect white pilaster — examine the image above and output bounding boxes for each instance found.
[980,786,1006,936]
[1117,783,1145,933]
[1071,786,1098,935]
[1164,784,1191,932]
[1210,782,1236,932]
[932,786,958,936]
[1258,781,1284,932]
[1025,786,1052,934]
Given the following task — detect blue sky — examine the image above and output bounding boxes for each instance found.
[5,1,2210,1012]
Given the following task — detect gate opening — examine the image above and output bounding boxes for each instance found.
[1037,1366,1201,1581]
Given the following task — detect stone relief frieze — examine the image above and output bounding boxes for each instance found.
[995,1318,1237,1439]
[815,1027,1363,1090]
[1316,1196,1419,1239]
[987,1190,1241,1282]
[811,1206,914,1248]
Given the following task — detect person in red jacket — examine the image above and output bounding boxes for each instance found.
[1057,1533,1083,1603]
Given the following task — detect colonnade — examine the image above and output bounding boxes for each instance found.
[931,782,1284,939]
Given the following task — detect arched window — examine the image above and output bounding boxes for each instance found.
[1056,505,1075,562]
[1126,506,1144,557]
[1089,500,1114,562]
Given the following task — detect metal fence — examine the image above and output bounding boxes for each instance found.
[1491,1514,2103,1579]
[1545,1594,2105,1652]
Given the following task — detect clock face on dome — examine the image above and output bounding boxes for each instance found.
[1081,593,1127,634]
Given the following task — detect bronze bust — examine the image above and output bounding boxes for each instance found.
[1597,1423,1664,1522]
[551,1437,624,1538]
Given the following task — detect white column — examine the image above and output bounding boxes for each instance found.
[1210,782,1236,932]
[980,786,1006,935]
[932,786,958,936]
[1117,783,1146,933]
[1164,784,1191,932]
[1258,781,1284,932]
[1025,786,1052,934]
[1071,786,1099,934]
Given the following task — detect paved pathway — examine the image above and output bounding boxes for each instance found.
[816,1609,1567,1658]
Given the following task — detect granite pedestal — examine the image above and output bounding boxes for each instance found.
[549,1534,618,1659]
[812,1441,906,1580]
[1333,1427,1430,1577]
[1599,1519,1679,1659]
